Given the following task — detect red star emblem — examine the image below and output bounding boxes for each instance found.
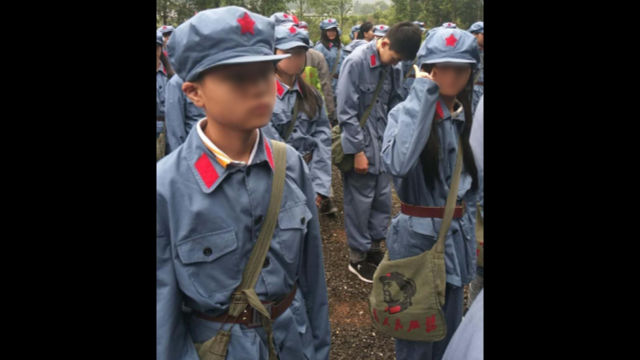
[289,26,297,34]
[237,12,256,35]
[283,14,289,18]
[162,26,167,29]
[380,25,384,29]
[445,33,458,47]
[328,19,333,23]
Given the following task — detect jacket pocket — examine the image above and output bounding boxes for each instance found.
[273,203,312,264]
[176,228,239,297]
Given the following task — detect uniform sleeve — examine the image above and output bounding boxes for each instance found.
[470,95,484,210]
[165,76,187,154]
[157,192,199,360]
[381,77,441,177]
[295,155,331,359]
[308,103,332,197]
[313,50,336,122]
[336,57,365,155]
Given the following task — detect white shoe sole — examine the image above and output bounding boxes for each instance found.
[348,264,374,283]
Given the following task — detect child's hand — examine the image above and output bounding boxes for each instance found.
[413,65,433,81]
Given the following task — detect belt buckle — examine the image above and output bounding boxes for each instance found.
[247,302,272,328]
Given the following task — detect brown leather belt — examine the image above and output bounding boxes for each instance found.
[156,116,165,122]
[400,202,465,219]
[302,153,312,164]
[475,82,483,86]
[194,285,297,328]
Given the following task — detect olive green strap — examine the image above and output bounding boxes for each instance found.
[331,47,342,76]
[359,66,388,128]
[283,95,301,141]
[434,137,463,254]
[224,140,287,360]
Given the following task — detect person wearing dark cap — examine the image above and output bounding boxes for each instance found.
[157,31,169,160]
[157,6,330,360]
[336,22,422,283]
[380,26,481,360]
[467,21,484,114]
[314,18,343,95]
[260,24,333,216]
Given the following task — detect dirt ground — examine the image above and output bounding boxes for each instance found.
[317,166,470,359]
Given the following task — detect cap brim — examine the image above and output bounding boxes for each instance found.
[187,54,291,81]
[276,41,310,50]
[323,25,339,30]
[421,58,476,65]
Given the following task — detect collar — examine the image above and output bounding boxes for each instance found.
[196,118,260,168]
[185,120,276,194]
[367,40,382,68]
[275,77,302,99]
[435,98,465,122]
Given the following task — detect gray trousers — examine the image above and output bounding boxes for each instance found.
[394,283,464,360]
[342,171,391,261]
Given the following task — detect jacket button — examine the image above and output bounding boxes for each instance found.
[255,215,263,226]
[293,128,298,133]
[300,217,306,225]
[263,257,270,268]
[203,247,212,256]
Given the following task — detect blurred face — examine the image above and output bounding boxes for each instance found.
[474,33,484,47]
[429,63,472,96]
[183,61,277,131]
[377,39,404,66]
[326,29,337,40]
[163,32,171,47]
[275,47,307,76]
[363,29,375,41]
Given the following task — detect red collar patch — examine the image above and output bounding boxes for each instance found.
[292,15,299,24]
[195,153,219,188]
[237,12,256,35]
[436,101,444,119]
[370,54,377,66]
[264,138,274,169]
[445,33,458,47]
[276,79,285,97]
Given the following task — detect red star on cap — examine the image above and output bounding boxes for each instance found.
[162,25,167,29]
[237,12,256,35]
[283,14,289,18]
[445,33,458,47]
[289,25,297,33]
[328,19,333,23]
[379,25,384,29]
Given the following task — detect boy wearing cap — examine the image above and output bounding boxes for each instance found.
[467,21,484,114]
[336,22,422,283]
[381,26,480,360]
[157,7,330,360]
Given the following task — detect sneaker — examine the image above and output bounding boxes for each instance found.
[366,250,384,266]
[348,260,377,283]
[319,197,338,216]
